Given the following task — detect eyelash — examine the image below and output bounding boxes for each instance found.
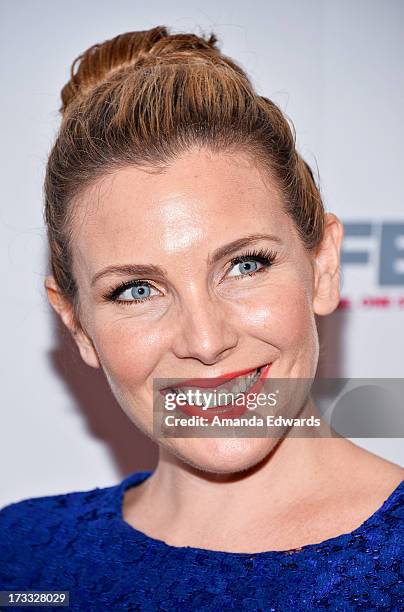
[102,247,278,306]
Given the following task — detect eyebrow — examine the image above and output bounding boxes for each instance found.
[91,233,283,287]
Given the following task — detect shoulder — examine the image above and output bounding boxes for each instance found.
[334,447,404,554]
[0,483,112,531]
[345,442,403,521]
[0,471,149,544]
[0,481,118,588]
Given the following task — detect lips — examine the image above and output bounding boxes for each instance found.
[160,362,273,422]
[160,364,262,391]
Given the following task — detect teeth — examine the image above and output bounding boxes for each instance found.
[240,376,249,393]
[217,395,229,407]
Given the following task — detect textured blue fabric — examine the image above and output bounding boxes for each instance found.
[0,471,403,611]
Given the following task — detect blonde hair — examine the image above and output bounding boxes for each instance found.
[44,25,325,326]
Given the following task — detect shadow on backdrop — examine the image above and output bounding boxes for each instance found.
[47,311,158,478]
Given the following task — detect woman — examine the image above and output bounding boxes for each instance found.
[1,25,403,611]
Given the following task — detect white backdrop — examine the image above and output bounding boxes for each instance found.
[1,0,403,507]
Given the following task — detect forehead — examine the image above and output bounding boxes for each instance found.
[70,148,293,274]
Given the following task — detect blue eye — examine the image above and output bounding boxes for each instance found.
[121,284,152,300]
[106,281,160,305]
[227,248,277,278]
[228,260,262,277]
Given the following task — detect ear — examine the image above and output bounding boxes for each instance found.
[44,275,100,369]
[312,213,344,316]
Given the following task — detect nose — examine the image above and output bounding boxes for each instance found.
[171,293,239,365]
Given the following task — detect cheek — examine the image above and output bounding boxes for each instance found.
[91,319,168,389]
[232,279,315,347]
[271,284,315,344]
[234,280,318,382]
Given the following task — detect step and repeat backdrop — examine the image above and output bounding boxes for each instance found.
[1,0,403,505]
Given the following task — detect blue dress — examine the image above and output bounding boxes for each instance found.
[0,470,403,611]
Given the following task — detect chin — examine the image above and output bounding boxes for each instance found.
[165,436,278,475]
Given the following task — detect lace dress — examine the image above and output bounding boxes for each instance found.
[1,471,403,611]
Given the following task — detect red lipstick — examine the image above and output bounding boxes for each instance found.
[160,362,273,423]
[160,365,261,391]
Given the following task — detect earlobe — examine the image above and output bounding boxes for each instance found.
[73,332,101,370]
[313,269,341,315]
[312,213,344,316]
[44,275,101,369]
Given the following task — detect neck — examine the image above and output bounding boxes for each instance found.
[130,399,357,541]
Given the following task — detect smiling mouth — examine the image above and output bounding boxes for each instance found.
[162,363,272,412]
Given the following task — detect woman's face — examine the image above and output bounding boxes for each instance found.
[47,147,342,474]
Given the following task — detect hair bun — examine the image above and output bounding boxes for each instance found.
[60,25,220,114]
